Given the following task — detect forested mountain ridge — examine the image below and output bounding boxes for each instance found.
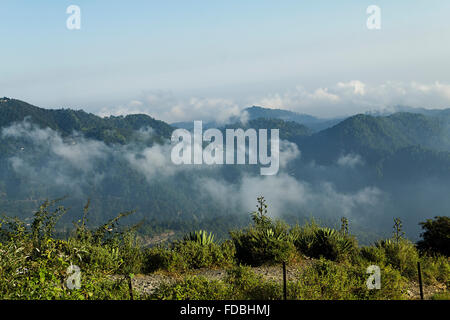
[1,97,450,241]
[0,97,173,145]
[298,112,450,165]
[223,118,312,140]
[238,106,344,132]
[171,105,342,132]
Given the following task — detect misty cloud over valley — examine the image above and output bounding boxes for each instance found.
[2,98,450,243]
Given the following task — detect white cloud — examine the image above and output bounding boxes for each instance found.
[311,88,340,102]
[197,173,383,222]
[0,120,184,194]
[95,80,450,123]
[337,80,366,96]
[99,91,242,124]
[337,154,363,168]
[124,143,181,181]
[2,120,108,172]
[1,119,386,226]
[279,140,300,168]
[254,81,450,117]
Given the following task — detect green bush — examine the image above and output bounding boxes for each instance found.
[144,246,184,273]
[0,235,134,300]
[230,224,296,266]
[150,276,230,300]
[1,197,447,300]
[292,222,358,261]
[173,240,235,270]
[431,291,450,300]
[183,230,215,246]
[289,259,406,300]
[230,197,297,266]
[117,231,145,275]
[359,246,387,265]
[289,259,361,300]
[144,239,235,273]
[225,265,282,300]
[150,265,282,300]
[420,255,450,286]
[0,200,141,299]
[375,239,419,279]
[417,216,450,256]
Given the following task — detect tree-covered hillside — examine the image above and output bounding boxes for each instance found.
[1,97,450,242]
[0,97,173,145]
[223,118,312,141]
[299,112,450,165]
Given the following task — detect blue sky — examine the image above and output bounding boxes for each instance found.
[1,1,450,121]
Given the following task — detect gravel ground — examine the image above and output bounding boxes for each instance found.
[112,259,446,300]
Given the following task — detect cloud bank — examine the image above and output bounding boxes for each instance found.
[97,81,450,123]
[2,118,443,240]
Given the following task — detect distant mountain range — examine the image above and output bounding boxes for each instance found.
[1,97,450,241]
[172,105,343,132]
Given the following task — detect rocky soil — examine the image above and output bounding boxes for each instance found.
[113,260,446,300]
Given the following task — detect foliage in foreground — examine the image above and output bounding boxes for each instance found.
[0,200,141,299]
[150,261,407,300]
[0,197,449,300]
[417,216,450,257]
[144,239,235,273]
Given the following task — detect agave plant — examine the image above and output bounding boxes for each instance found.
[318,228,354,252]
[315,227,336,239]
[264,228,275,239]
[183,230,215,246]
[294,227,355,260]
[375,238,395,249]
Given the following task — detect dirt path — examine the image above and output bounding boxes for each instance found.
[112,264,307,296]
[404,281,447,300]
[115,261,446,300]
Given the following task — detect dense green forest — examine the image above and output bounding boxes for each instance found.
[1,97,450,242]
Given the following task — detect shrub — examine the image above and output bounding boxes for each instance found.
[359,246,387,265]
[183,230,215,246]
[149,265,283,300]
[150,276,230,300]
[431,291,450,300]
[417,216,450,256]
[289,259,406,300]
[420,254,450,286]
[370,265,407,300]
[289,259,361,300]
[144,239,235,273]
[0,235,134,300]
[144,246,184,273]
[292,222,358,261]
[68,240,123,274]
[116,230,145,275]
[0,200,140,299]
[230,197,297,266]
[225,265,282,300]
[375,239,419,279]
[230,225,296,266]
[173,240,234,269]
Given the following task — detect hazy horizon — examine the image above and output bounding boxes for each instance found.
[2,1,450,123]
